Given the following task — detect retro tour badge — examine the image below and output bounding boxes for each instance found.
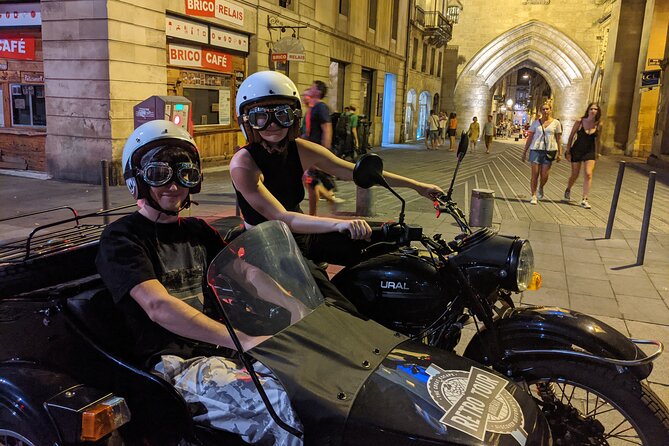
[426,364,528,445]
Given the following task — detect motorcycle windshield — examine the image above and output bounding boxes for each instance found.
[206,220,324,339]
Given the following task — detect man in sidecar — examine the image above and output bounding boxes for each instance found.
[95,119,301,446]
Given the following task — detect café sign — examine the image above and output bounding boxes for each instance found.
[0,37,35,60]
[168,43,233,73]
[185,0,245,26]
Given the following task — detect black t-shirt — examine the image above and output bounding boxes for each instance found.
[307,101,331,145]
[95,212,226,366]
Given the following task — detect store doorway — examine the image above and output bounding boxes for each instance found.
[417,91,430,140]
[382,73,396,145]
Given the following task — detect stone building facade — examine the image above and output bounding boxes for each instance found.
[442,0,669,162]
[3,0,415,183]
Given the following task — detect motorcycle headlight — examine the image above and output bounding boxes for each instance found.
[509,240,534,292]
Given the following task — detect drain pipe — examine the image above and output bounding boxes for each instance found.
[400,0,413,143]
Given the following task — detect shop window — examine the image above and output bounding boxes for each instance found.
[11,84,46,127]
[179,70,232,127]
[329,60,346,112]
[275,61,290,77]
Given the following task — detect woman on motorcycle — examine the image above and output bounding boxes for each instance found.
[230,70,442,266]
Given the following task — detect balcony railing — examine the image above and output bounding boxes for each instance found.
[413,4,455,47]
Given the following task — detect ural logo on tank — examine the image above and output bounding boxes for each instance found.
[380,281,409,290]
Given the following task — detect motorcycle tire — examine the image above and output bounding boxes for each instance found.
[513,358,669,445]
[0,409,56,446]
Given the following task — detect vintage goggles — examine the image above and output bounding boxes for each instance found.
[243,105,300,130]
[138,162,201,188]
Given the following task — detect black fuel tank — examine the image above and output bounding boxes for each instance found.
[332,248,454,331]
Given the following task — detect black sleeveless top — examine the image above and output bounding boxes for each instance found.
[234,141,306,225]
[571,125,597,161]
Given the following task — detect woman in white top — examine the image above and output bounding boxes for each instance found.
[521,103,563,205]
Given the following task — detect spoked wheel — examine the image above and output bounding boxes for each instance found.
[0,429,37,446]
[514,359,669,445]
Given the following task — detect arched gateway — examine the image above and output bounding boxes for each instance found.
[454,20,595,140]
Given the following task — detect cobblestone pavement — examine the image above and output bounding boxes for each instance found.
[2,138,668,403]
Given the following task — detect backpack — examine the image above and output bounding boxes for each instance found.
[336,112,352,138]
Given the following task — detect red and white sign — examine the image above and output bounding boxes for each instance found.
[0,3,41,27]
[168,43,202,68]
[202,48,232,72]
[185,0,245,26]
[168,43,232,73]
[166,15,209,44]
[271,53,305,62]
[185,0,215,18]
[0,37,35,60]
[209,25,248,53]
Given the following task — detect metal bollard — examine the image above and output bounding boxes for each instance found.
[636,171,656,265]
[469,189,494,227]
[605,161,626,239]
[356,186,374,217]
[100,160,110,225]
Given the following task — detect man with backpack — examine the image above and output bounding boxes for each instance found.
[336,106,358,160]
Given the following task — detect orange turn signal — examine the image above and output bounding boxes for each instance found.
[526,272,542,291]
[80,396,131,442]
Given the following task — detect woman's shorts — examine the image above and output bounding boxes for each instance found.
[529,150,553,166]
[447,128,456,137]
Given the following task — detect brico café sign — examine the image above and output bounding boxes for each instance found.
[185,0,244,26]
[169,43,233,73]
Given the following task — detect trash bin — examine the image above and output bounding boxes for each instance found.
[469,189,494,227]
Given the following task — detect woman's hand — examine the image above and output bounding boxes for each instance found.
[336,219,372,240]
[565,149,571,162]
[415,182,444,199]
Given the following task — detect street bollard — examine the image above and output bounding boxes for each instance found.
[356,186,374,217]
[469,189,494,227]
[636,171,656,265]
[605,161,626,239]
[100,160,110,225]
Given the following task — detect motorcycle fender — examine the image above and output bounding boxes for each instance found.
[0,363,111,444]
[463,306,653,379]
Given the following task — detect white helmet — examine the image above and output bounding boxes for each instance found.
[122,120,201,200]
[235,71,301,142]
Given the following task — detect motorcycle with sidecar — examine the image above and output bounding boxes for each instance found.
[324,147,669,444]
[0,207,552,445]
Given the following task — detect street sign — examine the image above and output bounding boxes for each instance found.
[641,69,661,87]
[648,58,661,66]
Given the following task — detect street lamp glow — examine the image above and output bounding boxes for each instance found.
[522,74,529,79]
[506,99,514,108]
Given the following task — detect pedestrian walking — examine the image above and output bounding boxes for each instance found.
[467,116,480,152]
[521,103,563,205]
[438,112,448,146]
[447,112,458,151]
[426,110,440,150]
[304,80,340,215]
[483,115,495,154]
[564,102,601,209]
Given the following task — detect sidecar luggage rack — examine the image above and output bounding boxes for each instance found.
[0,205,135,263]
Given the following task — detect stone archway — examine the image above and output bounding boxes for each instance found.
[454,20,595,140]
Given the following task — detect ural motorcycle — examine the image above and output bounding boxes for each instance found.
[326,150,669,445]
[0,209,553,444]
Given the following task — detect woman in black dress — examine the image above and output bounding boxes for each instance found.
[565,103,601,209]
